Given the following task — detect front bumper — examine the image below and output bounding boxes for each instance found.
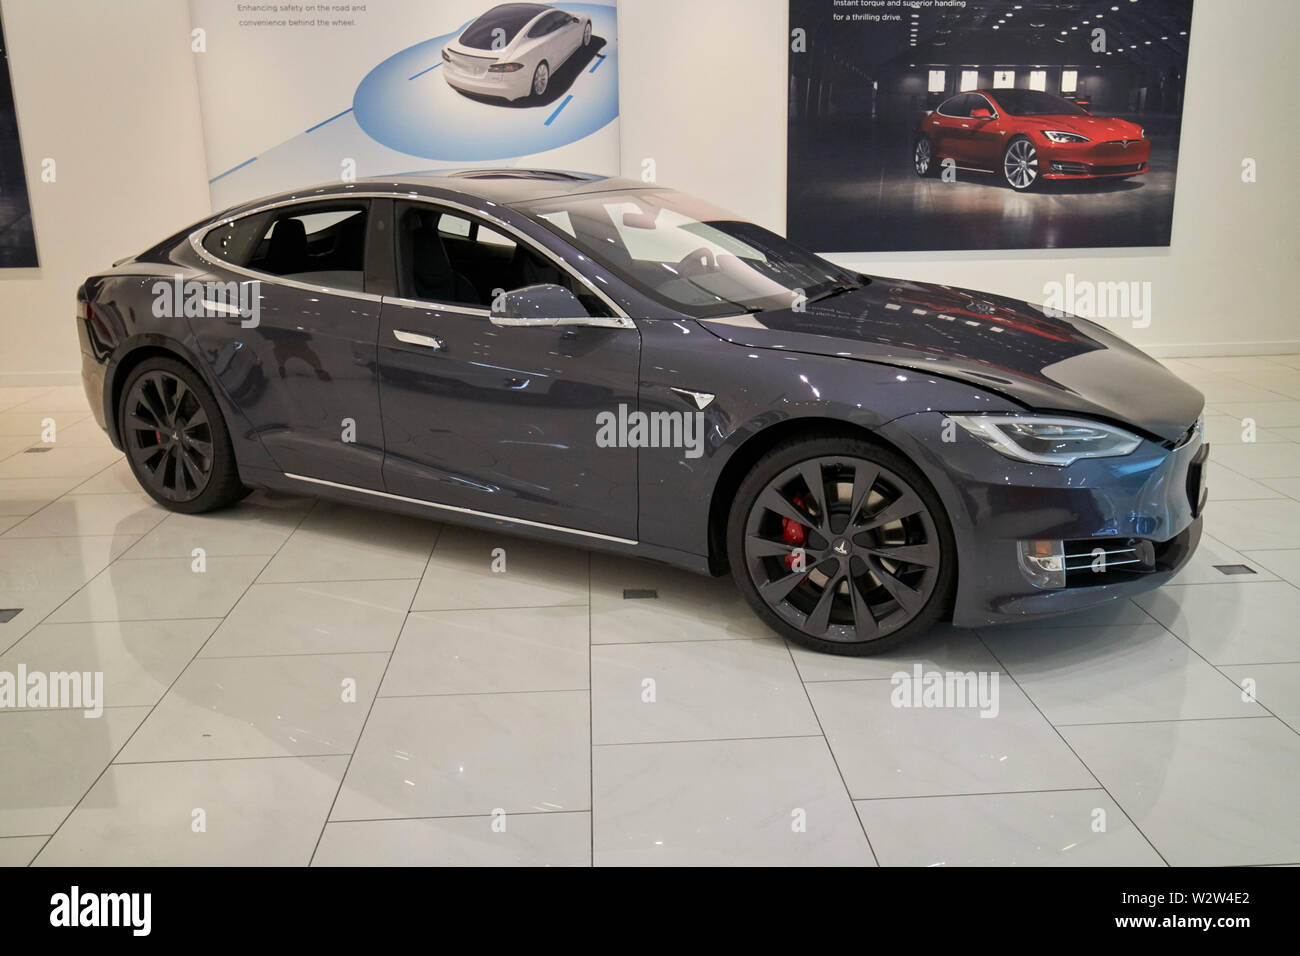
[1038,137,1151,179]
[881,411,1205,627]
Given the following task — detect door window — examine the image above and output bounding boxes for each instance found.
[243,203,369,293]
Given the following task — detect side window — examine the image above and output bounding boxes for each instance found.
[201,212,270,265]
[936,95,966,118]
[970,93,995,115]
[244,203,369,293]
[396,201,611,317]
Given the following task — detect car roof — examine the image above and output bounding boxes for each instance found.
[213,169,654,222]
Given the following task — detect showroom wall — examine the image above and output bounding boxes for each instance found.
[0,0,210,385]
[1,0,1296,384]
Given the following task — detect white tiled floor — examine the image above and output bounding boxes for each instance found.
[1,362,1299,867]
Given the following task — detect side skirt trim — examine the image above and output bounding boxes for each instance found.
[283,472,639,546]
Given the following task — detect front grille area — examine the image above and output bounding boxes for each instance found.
[1063,537,1157,587]
[1048,161,1145,176]
[1092,162,1145,175]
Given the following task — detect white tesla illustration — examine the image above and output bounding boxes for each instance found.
[441,3,593,102]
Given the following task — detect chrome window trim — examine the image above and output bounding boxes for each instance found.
[384,295,488,317]
[972,92,1001,119]
[284,472,639,545]
[189,191,634,327]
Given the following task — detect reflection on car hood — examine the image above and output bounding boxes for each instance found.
[1020,114,1143,139]
[699,276,1203,443]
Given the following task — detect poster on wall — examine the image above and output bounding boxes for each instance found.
[787,0,1194,253]
[0,11,37,268]
[190,0,619,210]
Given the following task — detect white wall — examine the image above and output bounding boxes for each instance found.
[2,0,1296,382]
[617,0,1300,357]
[0,0,210,384]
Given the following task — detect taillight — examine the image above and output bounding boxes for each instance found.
[488,62,525,73]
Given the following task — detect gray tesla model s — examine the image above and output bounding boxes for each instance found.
[77,170,1206,655]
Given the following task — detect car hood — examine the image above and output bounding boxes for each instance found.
[698,277,1203,443]
[1019,114,1142,139]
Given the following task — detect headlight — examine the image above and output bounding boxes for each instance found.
[1139,127,1146,138]
[1042,130,1090,143]
[947,415,1142,465]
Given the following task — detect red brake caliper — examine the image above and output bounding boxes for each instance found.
[782,494,807,571]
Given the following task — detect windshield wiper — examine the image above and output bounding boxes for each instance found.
[807,282,858,304]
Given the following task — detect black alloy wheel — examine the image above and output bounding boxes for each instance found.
[118,357,246,513]
[729,436,955,655]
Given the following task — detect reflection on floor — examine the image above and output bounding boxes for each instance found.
[1,357,1299,867]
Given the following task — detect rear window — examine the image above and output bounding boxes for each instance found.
[459,3,548,49]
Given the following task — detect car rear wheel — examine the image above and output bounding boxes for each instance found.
[532,61,550,97]
[582,21,591,46]
[1003,136,1040,191]
[727,435,955,655]
[118,356,247,514]
[913,136,935,177]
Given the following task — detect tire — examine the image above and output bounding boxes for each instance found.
[582,21,591,46]
[531,61,550,97]
[117,355,247,514]
[1002,135,1040,191]
[727,434,956,656]
[913,135,936,178]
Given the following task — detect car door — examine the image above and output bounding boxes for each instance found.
[190,199,385,489]
[376,199,641,541]
[966,92,1006,169]
[928,94,971,160]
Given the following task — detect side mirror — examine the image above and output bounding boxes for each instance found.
[489,283,630,330]
[971,107,993,119]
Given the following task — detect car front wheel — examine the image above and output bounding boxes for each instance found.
[118,356,247,514]
[1003,136,1040,191]
[728,435,955,655]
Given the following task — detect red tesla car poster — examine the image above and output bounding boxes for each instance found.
[787,0,1194,252]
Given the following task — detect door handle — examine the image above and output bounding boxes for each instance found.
[394,329,444,351]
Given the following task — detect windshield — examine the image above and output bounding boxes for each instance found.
[991,89,1088,116]
[517,189,862,318]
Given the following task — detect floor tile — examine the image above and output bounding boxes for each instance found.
[0,589,79,653]
[0,836,46,866]
[1210,400,1300,428]
[3,492,167,538]
[202,579,416,658]
[0,707,149,837]
[590,556,768,644]
[332,691,589,820]
[593,737,873,866]
[0,444,122,480]
[1166,533,1275,584]
[0,535,137,592]
[0,477,84,516]
[1135,582,1300,664]
[0,620,218,709]
[313,812,591,866]
[1061,718,1300,866]
[411,526,588,611]
[1210,444,1300,482]
[381,606,589,697]
[33,756,347,865]
[48,554,268,623]
[258,502,437,583]
[977,623,1263,725]
[116,653,388,761]
[1217,662,1300,732]
[592,638,819,744]
[122,496,310,558]
[1240,549,1300,587]
[1207,463,1287,502]
[67,460,141,495]
[806,678,1096,799]
[855,790,1163,866]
